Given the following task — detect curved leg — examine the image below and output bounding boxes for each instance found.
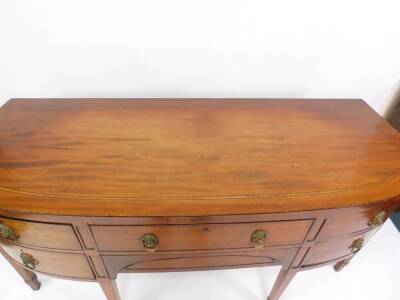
[99,279,121,300]
[0,246,40,290]
[268,268,297,300]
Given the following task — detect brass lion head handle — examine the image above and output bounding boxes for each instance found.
[140,233,159,252]
[20,250,39,269]
[368,211,386,229]
[350,238,364,253]
[251,229,268,248]
[0,221,18,242]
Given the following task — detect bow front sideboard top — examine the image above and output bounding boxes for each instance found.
[0,98,399,300]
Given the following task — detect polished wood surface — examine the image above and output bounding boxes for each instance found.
[0,99,400,216]
[0,99,399,300]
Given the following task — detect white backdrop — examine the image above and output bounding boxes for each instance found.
[1,0,400,114]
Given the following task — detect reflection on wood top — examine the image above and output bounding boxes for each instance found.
[0,98,399,216]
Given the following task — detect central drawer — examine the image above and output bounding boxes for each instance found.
[91,219,313,252]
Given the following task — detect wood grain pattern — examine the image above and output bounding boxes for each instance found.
[0,99,400,216]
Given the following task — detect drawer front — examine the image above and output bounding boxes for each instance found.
[0,217,82,250]
[319,205,388,239]
[1,243,94,280]
[91,220,313,252]
[102,248,299,277]
[303,232,373,266]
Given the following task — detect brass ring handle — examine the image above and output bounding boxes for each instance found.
[349,238,364,253]
[0,221,18,242]
[251,229,268,248]
[20,250,39,269]
[140,233,159,252]
[368,211,386,229]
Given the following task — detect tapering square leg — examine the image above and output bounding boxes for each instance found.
[99,279,121,300]
[334,257,353,272]
[0,246,40,290]
[268,268,297,300]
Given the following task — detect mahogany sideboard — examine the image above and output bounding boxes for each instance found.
[0,98,400,300]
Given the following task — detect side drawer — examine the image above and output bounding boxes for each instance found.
[319,205,388,239]
[102,247,299,277]
[91,219,313,252]
[0,216,82,250]
[303,232,373,266]
[0,244,94,280]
